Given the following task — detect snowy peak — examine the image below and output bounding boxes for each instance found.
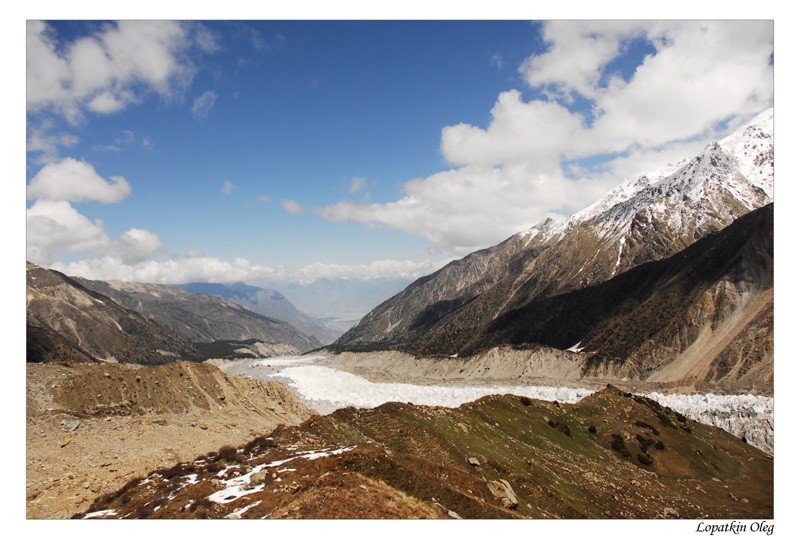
[565,108,773,243]
[517,216,564,243]
[718,108,773,195]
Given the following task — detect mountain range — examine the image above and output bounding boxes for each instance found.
[175,282,342,345]
[26,265,324,364]
[330,109,774,394]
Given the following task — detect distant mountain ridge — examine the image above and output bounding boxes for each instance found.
[76,278,321,353]
[26,262,197,364]
[330,109,774,394]
[176,282,341,345]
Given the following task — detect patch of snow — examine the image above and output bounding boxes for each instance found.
[566,342,584,354]
[208,483,265,504]
[262,446,357,468]
[83,509,117,519]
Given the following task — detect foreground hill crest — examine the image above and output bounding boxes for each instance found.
[75,387,773,519]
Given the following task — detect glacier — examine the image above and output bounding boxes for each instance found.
[227,355,774,454]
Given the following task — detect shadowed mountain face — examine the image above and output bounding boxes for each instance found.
[76,386,772,519]
[176,282,342,345]
[75,278,321,354]
[26,263,197,364]
[473,204,773,393]
[329,111,773,394]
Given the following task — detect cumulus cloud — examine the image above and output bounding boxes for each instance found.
[51,254,444,286]
[316,163,617,252]
[192,90,218,119]
[26,200,111,265]
[27,158,131,204]
[27,20,213,122]
[293,258,450,286]
[26,200,166,267]
[111,228,166,265]
[313,21,773,253]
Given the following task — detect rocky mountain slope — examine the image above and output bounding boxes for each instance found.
[26,262,197,364]
[177,282,341,345]
[26,360,316,518]
[76,278,321,354]
[75,386,772,519]
[331,110,773,393]
[472,204,773,392]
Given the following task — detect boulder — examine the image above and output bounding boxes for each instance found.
[487,479,518,510]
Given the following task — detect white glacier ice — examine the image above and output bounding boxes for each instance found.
[243,355,774,454]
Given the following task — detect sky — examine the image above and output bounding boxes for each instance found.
[24,16,775,286]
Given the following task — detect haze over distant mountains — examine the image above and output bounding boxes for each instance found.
[331,109,774,395]
[277,277,414,333]
[176,282,343,345]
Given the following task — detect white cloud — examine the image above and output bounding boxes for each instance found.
[26,120,79,163]
[221,180,236,195]
[192,90,218,119]
[27,158,131,204]
[26,200,110,265]
[282,199,305,214]
[112,228,166,265]
[441,91,587,167]
[316,163,618,252]
[51,254,444,286]
[519,21,646,102]
[27,20,211,121]
[314,21,773,253]
[257,195,272,203]
[293,258,449,286]
[26,200,169,268]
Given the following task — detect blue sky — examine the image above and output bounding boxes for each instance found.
[25,18,775,285]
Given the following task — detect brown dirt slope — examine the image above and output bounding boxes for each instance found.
[76,385,772,520]
[26,360,316,519]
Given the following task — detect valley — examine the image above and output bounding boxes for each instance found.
[24,106,776,520]
[218,353,774,454]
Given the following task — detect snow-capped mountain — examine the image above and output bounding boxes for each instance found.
[523,108,773,278]
[331,109,774,394]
